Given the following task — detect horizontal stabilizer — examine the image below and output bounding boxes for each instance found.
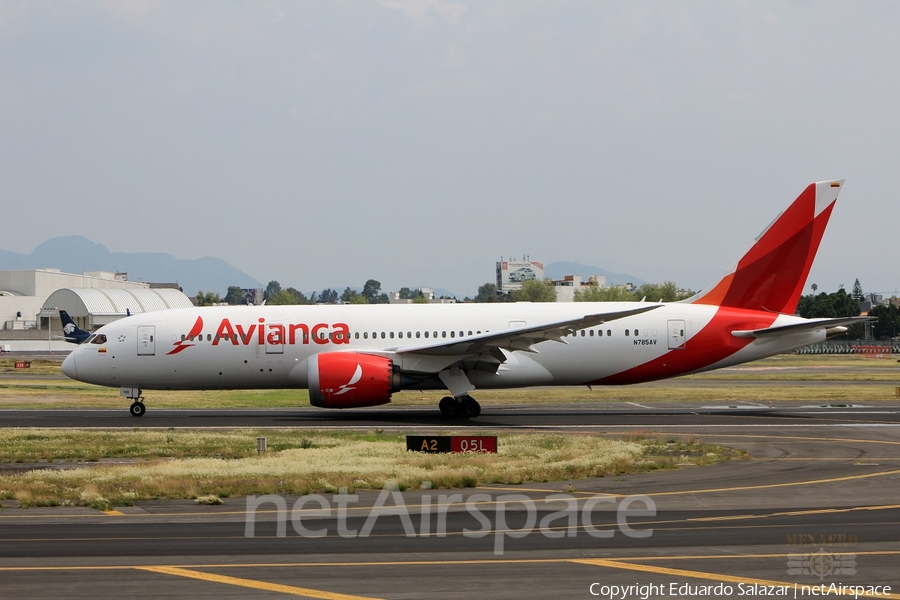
[732,316,874,339]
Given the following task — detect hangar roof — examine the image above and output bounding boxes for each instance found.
[43,288,193,318]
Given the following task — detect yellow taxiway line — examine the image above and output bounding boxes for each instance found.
[136,565,382,600]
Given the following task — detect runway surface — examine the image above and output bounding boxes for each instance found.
[3,402,900,598]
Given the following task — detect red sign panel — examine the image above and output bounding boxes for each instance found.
[450,436,497,454]
[407,435,498,454]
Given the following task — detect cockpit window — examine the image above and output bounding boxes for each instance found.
[91,334,107,345]
[84,334,97,344]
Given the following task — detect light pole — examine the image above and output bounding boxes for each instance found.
[40,307,58,355]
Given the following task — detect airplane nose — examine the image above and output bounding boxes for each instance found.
[61,352,77,379]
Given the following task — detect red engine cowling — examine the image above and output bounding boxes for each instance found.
[308,352,395,408]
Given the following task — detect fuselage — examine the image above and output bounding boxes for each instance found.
[62,301,821,395]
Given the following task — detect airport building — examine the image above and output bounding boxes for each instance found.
[551,275,607,302]
[0,269,193,352]
[388,288,456,304]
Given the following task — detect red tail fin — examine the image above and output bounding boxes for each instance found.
[689,180,843,314]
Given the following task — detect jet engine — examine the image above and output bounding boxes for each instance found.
[308,352,396,408]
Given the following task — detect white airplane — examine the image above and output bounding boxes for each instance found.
[63,180,865,418]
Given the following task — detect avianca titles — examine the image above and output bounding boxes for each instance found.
[62,180,865,418]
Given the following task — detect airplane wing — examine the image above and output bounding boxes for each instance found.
[392,305,662,356]
[731,316,874,338]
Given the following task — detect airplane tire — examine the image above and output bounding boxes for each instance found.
[461,396,481,418]
[439,396,459,418]
[129,402,146,417]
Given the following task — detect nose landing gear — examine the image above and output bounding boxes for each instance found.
[121,387,146,417]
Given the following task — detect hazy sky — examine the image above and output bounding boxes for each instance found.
[2,1,898,298]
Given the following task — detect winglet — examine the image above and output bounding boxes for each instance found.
[688,180,843,314]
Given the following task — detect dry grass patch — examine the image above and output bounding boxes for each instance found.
[0,430,742,507]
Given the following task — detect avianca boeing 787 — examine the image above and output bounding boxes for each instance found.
[62,180,863,418]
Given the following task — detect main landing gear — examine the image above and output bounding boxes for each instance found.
[439,394,481,419]
[437,367,481,419]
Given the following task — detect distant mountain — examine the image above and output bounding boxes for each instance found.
[544,261,645,287]
[0,236,261,296]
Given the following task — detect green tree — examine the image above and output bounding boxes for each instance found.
[341,287,363,304]
[268,288,312,305]
[286,287,312,305]
[797,288,863,337]
[316,289,338,304]
[635,281,694,302]
[870,304,900,339]
[362,279,388,304]
[474,282,501,303]
[398,287,424,300]
[194,290,222,306]
[224,286,246,305]
[574,286,635,302]
[508,279,557,302]
[264,280,281,302]
[851,278,864,302]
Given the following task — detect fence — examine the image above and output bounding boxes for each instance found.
[796,340,900,355]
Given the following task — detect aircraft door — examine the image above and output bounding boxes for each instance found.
[137,325,156,356]
[667,320,686,350]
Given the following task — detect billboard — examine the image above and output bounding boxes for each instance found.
[496,261,544,292]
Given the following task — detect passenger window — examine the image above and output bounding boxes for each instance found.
[598,329,603,337]
[381,332,385,339]
[468,331,473,336]
[416,331,421,338]
[424,331,429,338]
[442,331,447,338]
[390,332,395,339]
[450,331,455,338]
[589,330,594,337]
[363,332,368,339]
[625,329,629,337]
[580,330,585,337]
[607,329,611,336]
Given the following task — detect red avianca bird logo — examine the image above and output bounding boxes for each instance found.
[166,316,204,355]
